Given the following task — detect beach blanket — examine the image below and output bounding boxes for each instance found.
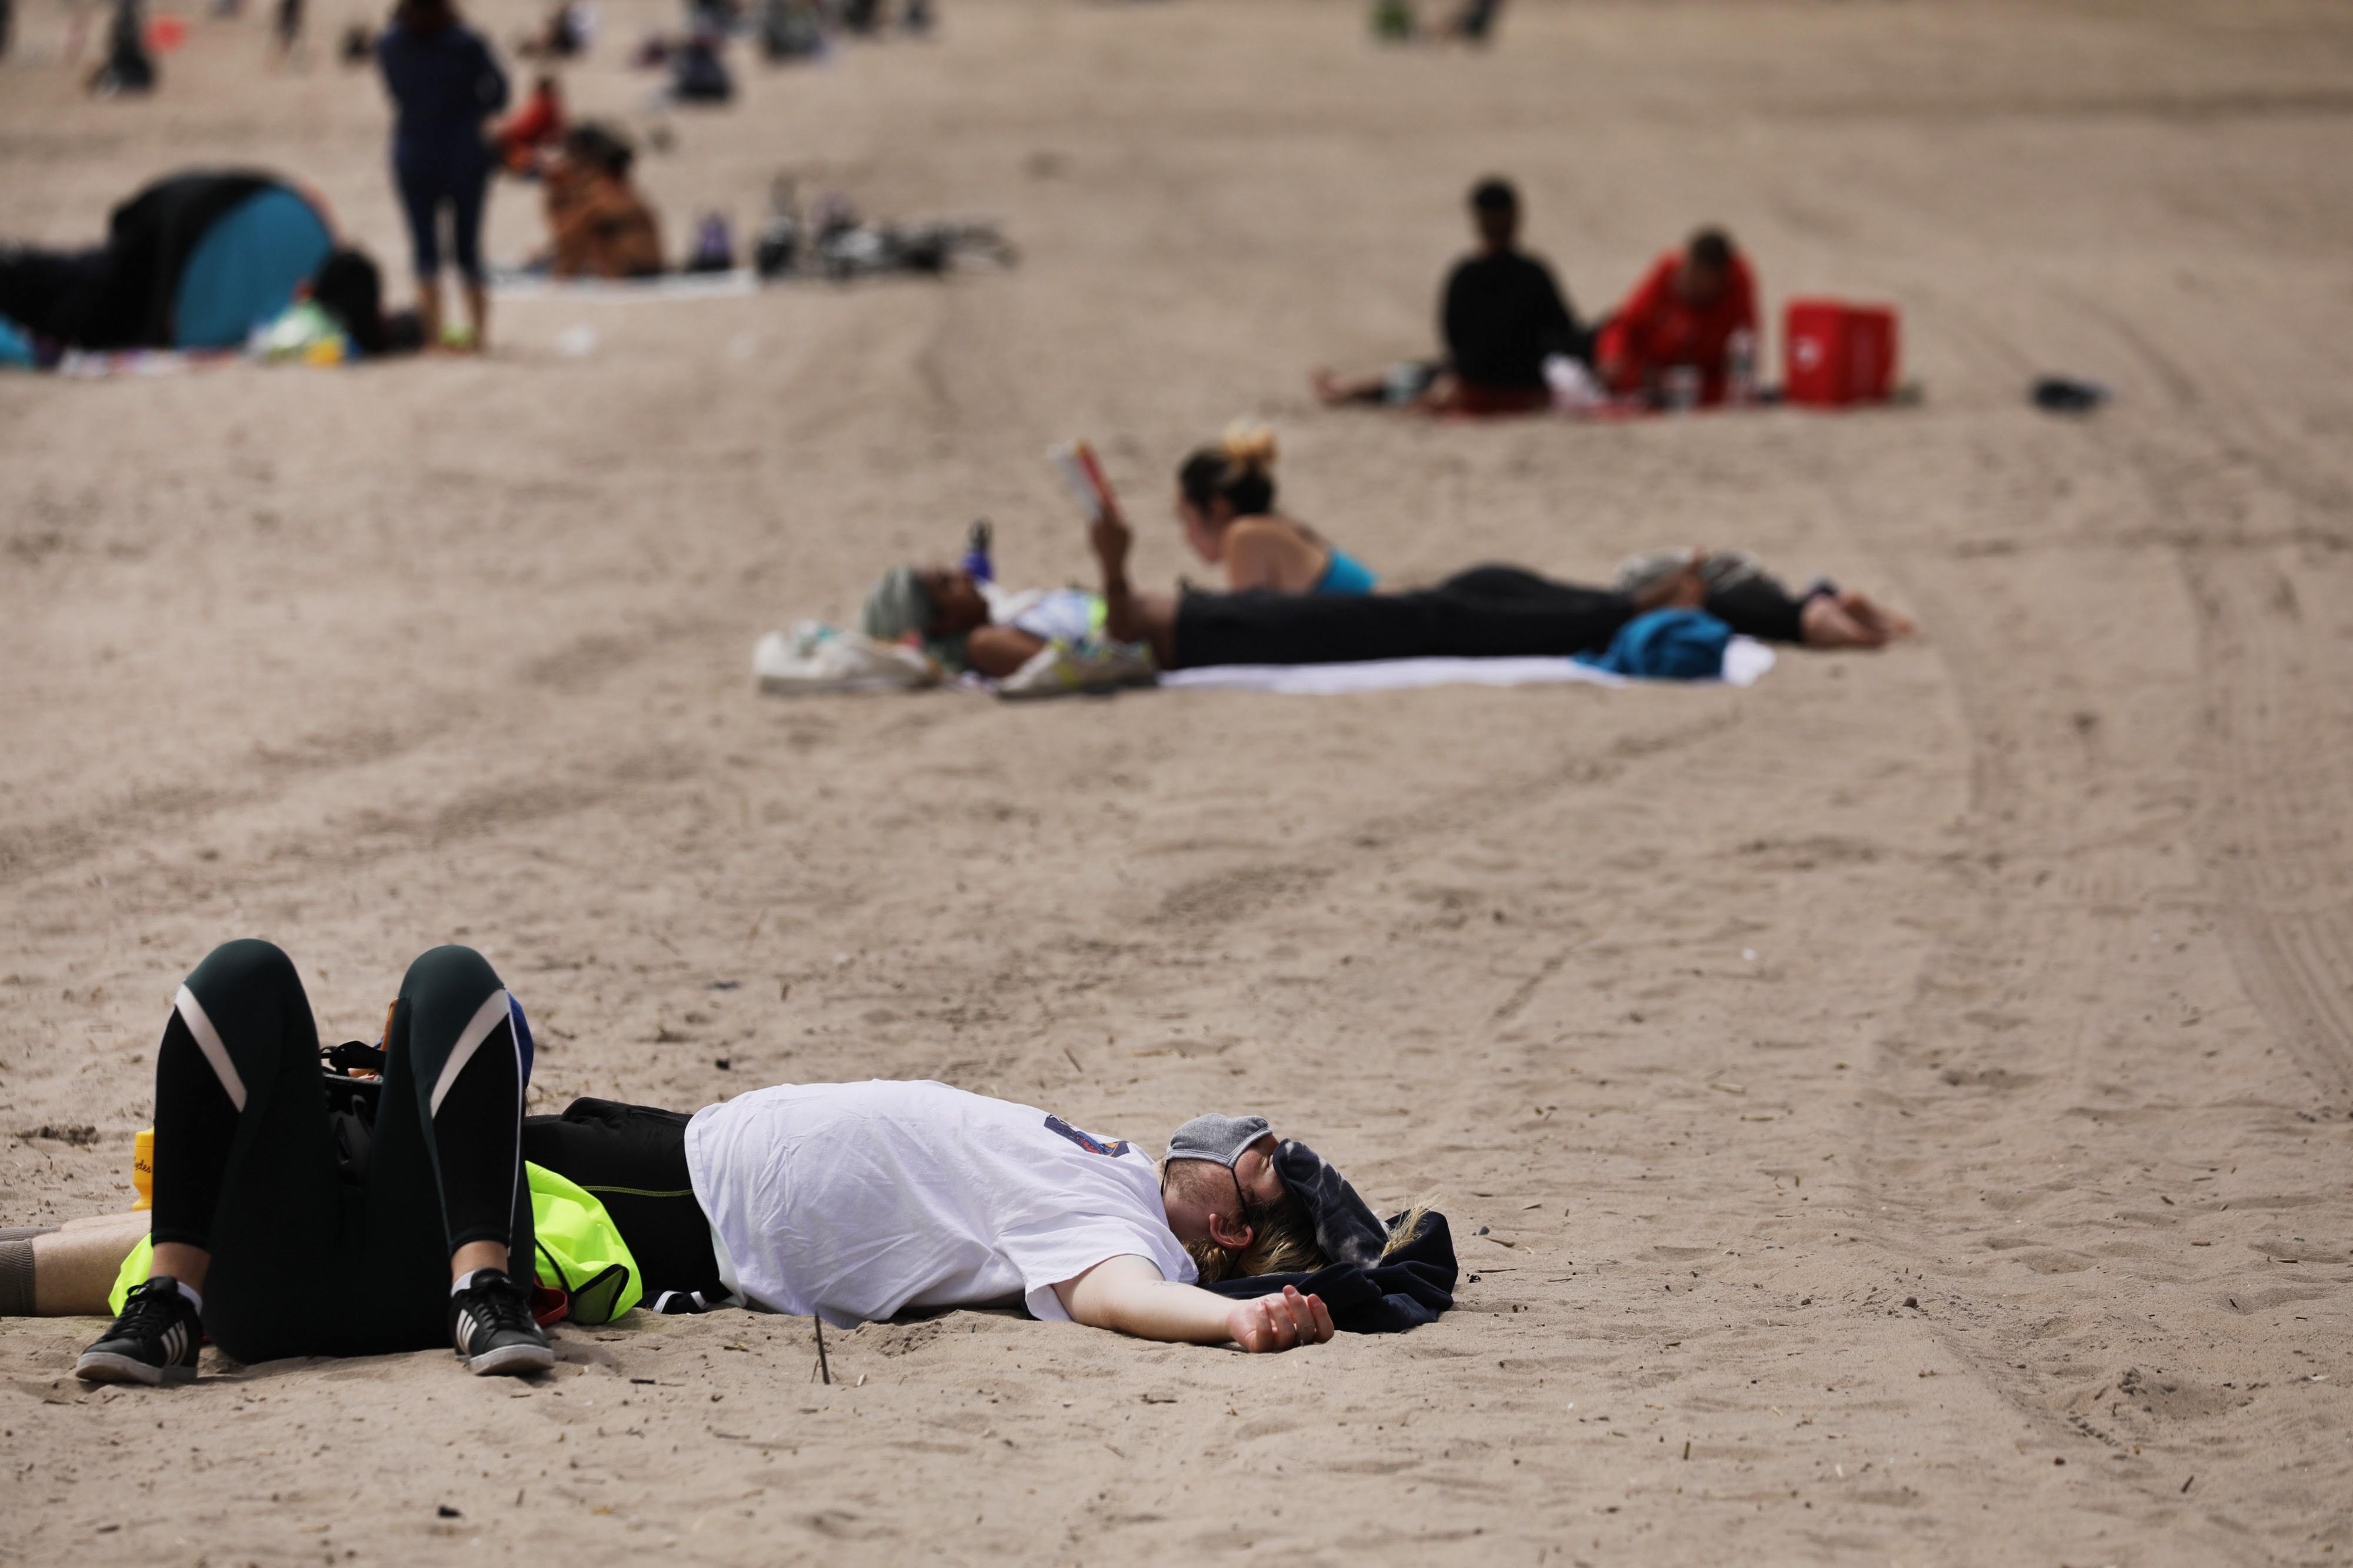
[754,629,1773,698]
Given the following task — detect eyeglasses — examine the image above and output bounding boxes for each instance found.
[1162,1158,1249,1232]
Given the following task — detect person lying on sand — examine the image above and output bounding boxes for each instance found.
[21,962,1378,1362]
[516,1089,1381,1349]
[1594,227,1758,408]
[1086,499,1912,671]
[853,422,1378,681]
[1175,423,1379,596]
[858,558,1113,680]
[861,507,1906,683]
[1315,176,1587,416]
[66,939,555,1384]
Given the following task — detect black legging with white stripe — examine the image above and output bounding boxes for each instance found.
[149,940,531,1362]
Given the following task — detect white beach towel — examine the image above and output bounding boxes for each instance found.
[1162,637,1775,696]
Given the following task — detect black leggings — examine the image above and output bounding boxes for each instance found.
[522,1099,726,1303]
[149,940,531,1362]
[1168,564,1809,670]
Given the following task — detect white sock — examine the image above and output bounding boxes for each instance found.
[152,1276,202,1315]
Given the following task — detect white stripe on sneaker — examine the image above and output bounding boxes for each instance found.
[174,985,247,1112]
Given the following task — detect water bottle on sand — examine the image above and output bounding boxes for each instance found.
[962,519,994,583]
[132,1126,154,1210]
[1665,364,1701,413]
[1727,328,1757,406]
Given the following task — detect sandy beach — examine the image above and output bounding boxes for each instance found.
[5,0,2353,1560]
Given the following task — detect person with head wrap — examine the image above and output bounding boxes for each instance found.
[858,555,1134,684]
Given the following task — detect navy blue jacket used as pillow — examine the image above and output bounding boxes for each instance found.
[1199,1138,1458,1333]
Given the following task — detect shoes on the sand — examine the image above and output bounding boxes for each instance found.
[1613,548,1769,602]
[450,1267,555,1376]
[75,1275,202,1385]
[997,635,1156,699]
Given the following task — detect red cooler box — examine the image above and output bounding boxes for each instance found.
[1784,299,1898,406]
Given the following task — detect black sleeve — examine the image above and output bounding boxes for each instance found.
[471,30,511,115]
[1438,259,1472,371]
[1531,257,1582,361]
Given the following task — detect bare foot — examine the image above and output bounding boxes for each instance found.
[1800,594,1888,649]
[1835,589,1914,641]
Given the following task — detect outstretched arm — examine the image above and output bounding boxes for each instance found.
[1053,1254,1334,1352]
[1088,501,1179,667]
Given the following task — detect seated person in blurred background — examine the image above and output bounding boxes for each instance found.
[495,73,566,175]
[516,0,585,57]
[1317,176,1585,416]
[541,123,662,278]
[1594,227,1757,406]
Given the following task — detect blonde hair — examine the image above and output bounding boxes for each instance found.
[1189,1185,1324,1286]
[1195,1190,1436,1285]
[1381,1197,1436,1258]
[1178,423,1280,518]
[1219,421,1278,479]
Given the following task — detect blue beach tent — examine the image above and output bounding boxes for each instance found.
[169,183,335,348]
[73,169,337,349]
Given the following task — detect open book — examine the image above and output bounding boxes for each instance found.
[1046,439,1120,524]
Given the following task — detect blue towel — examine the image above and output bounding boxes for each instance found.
[1576,608,1732,680]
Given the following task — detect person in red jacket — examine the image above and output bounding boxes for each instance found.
[494,73,565,176]
[1594,228,1757,406]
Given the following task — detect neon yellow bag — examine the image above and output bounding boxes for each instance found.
[109,1162,642,1325]
[526,1162,642,1325]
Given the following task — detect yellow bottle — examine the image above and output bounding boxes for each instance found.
[132,1126,155,1211]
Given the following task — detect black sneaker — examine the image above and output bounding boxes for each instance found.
[76,1276,202,1386]
[449,1268,554,1376]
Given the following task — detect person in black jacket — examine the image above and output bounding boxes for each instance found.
[1316,176,1587,415]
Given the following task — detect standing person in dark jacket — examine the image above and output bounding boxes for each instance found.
[1315,176,1585,416]
[376,0,508,351]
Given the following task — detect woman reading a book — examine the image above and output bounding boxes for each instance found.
[1174,425,1379,597]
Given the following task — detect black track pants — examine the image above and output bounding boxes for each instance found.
[522,1098,725,1303]
[148,939,532,1363]
[1168,565,1808,669]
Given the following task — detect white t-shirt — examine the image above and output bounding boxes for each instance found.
[684,1080,1196,1327]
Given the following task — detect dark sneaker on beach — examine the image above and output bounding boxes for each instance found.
[76,1276,202,1385]
[450,1269,554,1376]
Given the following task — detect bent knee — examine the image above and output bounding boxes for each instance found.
[398,944,505,1004]
[185,938,302,1001]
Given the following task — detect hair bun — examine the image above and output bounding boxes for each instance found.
[1219,421,1278,477]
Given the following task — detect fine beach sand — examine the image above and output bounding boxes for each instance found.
[5,0,2353,1560]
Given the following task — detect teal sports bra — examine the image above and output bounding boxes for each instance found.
[1312,547,1379,596]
